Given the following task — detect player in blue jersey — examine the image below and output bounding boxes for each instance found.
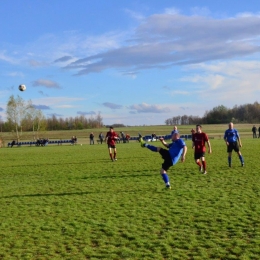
[224,122,244,167]
[171,125,179,135]
[139,132,187,189]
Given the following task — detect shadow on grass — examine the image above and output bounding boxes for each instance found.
[4,157,150,168]
[1,187,158,199]
[81,172,155,180]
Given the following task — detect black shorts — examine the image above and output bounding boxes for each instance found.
[227,142,239,153]
[159,148,173,171]
[194,152,205,160]
[108,144,116,149]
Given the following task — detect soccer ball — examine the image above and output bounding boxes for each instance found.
[19,84,26,91]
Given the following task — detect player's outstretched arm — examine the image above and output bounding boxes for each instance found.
[181,146,187,162]
[207,141,212,154]
[159,137,169,148]
[238,137,242,147]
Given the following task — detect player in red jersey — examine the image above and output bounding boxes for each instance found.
[192,125,212,174]
[105,127,119,162]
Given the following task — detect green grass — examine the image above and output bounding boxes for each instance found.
[1,138,260,259]
[0,123,258,146]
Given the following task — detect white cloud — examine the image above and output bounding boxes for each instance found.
[164,8,180,15]
[170,90,191,95]
[190,7,211,17]
[124,9,145,21]
[62,12,260,76]
[33,96,85,108]
[0,51,16,64]
[129,103,170,113]
[32,79,61,89]
[182,60,260,104]
[29,60,47,67]
[103,102,123,109]
[7,71,24,77]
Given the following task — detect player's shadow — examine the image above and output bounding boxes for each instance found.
[1,187,154,199]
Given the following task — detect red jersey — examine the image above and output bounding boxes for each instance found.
[106,131,118,145]
[192,132,209,153]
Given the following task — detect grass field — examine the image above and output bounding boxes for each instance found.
[0,123,257,146]
[1,129,260,259]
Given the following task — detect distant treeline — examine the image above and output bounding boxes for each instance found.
[0,114,104,132]
[165,102,260,125]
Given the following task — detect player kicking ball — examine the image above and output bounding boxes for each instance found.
[139,132,187,189]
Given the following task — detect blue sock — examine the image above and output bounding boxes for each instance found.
[161,173,169,184]
[228,156,231,166]
[239,155,244,163]
[146,144,157,152]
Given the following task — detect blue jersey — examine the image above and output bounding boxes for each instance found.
[168,138,186,165]
[224,128,239,143]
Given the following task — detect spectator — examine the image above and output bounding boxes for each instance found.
[10,140,16,148]
[252,125,257,138]
[120,132,126,143]
[125,133,130,143]
[99,132,104,144]
[42,138,49,146]
[151,133,157,141]
[36,139,41,146]
[258,126,260,138]
[89,132,95,145]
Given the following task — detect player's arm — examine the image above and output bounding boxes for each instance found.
[224,132,229,145]
[237,136,242,147]
[159,137,169,148]
[181,145,187,162]
[206,140,212,154]
[235,130,242,147]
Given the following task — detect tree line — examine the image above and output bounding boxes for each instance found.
[165,102,260,125]
[0,95,104,140]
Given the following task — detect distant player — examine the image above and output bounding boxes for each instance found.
[192,125,212,174]
[139,132,187,189]
[105,127,119,162]
[224,122,244,167]
[171,125,179,135]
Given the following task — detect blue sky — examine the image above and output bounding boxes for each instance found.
[1,0,260,126]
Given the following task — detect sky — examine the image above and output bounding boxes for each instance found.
[1,0,260,126]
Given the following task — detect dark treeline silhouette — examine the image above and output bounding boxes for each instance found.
[165,102,260,125]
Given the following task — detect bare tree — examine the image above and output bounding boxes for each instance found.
[6,95,26,141]
[24,101,46,140]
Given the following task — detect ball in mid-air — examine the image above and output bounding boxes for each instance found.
[19,84,26,91]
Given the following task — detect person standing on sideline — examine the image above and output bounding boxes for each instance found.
[105,127,119,162]
[99,132,104,144]
[89,132,95,145]
[224,122,244,167]
[138,132,187,189]
[258,126,260,138]
[252,125,257,138]
[192,125,212,174]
